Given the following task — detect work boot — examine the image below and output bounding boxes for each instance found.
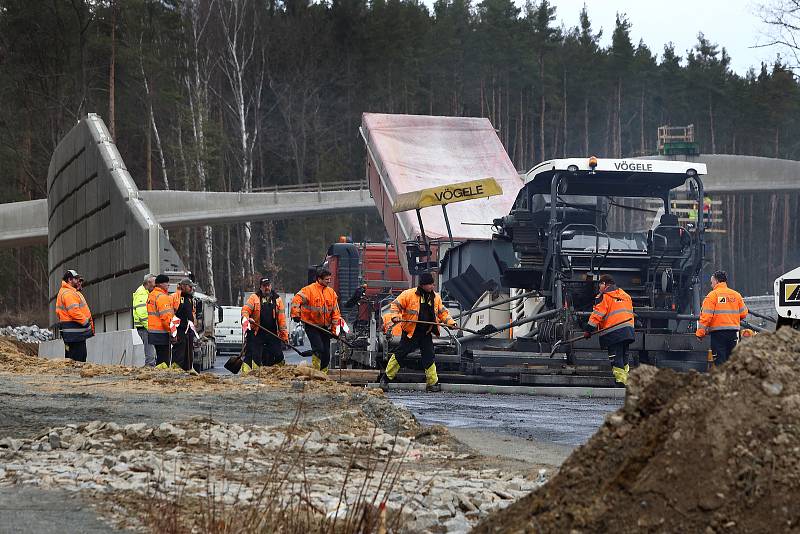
[624,364,630,374]
[155,362,168,370]
[424,363,440,392]
[170,362,181,370]
[188,367,199,376]
[311,354,321,371]
[425,382,442,393]
[241,361,252,375]
[378,372,391,391]
[612,366,627,387]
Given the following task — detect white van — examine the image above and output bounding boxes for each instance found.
[215,306,243,356]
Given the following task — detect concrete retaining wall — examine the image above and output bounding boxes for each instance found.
[38,330,144,367]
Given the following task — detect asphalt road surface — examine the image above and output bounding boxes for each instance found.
[388,391,621,466]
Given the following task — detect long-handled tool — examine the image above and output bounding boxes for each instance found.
[246,318,314,358]
[394,319,498,336]
[548,319,634,358]
[297,319,356,348]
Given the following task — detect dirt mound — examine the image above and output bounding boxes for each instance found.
[475,328,800,533]
[250,363,330,381]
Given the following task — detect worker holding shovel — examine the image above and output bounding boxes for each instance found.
[585,274,635,387]
[241,277,289,375]
[379,272,456,392]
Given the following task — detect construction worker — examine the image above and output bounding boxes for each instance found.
[241,277,289,373]
[171,278,197,373]
[55,269,94,362]
[584,274,635,387]
[291,268,341,374]
[147,274,175,369]
[380,272,455,393]
[696,270,748,365]
[133,273,157,367]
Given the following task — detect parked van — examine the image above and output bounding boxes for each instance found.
[215,306,243,356]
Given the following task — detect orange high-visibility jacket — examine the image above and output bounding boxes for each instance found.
[588,287,635,333]
[147,286,174,345]
[242,291,288,341]
[291,282,341,332]
[696,282,748,337]
[55,281,93,342]
[383,288,455,338]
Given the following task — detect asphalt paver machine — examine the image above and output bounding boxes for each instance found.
[470,157,713,377]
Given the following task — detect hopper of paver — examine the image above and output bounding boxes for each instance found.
[359,113,523,284]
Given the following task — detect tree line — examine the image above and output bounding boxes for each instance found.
[0,0,796,316]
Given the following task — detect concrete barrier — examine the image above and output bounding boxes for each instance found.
[86,330,145,367]
[38,339,65,359]
[37,330,144,367]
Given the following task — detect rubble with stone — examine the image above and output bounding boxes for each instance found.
[0,417,544,533]
[0,324,52,343]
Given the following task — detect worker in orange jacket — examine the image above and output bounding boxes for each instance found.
[55,269,94,362]
[148,274,175,369]
[291,268,341,374]
[696,270,748,365]
[242,277,289,374]
[380,272,455,392]
[584,274,635,387]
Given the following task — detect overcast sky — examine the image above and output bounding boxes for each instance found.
[428,0,784,75]
[547,0,776,74]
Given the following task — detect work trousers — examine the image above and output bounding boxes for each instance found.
[65,341,87,363]
[137,328,156,367]
[710,330,738,365]
[154,344,171,367]
[172,336,193,371]
[305,327,332,370]
[245,331,285,367]
[394,331,436,370]
[607,342,630,370]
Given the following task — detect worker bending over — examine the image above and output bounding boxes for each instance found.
[585,274,635,387]
[242,277,289,374]
[291,268,341,374]
[380,272,455,392]
[56,269,94,362]
[148,274,175,369]
[696,270,748,365]
[171,278,198,374]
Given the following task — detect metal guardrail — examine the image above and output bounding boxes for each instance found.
[251,180,367,193]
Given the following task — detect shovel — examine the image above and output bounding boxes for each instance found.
[224,339,247,374]
[246,318,314,358]
[297,319,356,348]
[395,319,498,336]
[548,319,634,358]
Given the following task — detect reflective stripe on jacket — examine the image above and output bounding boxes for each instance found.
[56,281,93,342]
[588,286,635,343]
[242,291,288,341]
[291,282,341,332]
[147,287,174,345]
[696,282,748,337]
[383,287,455,338]
[132,285,149,329]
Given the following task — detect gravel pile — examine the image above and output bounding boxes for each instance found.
[0,325,52,343]
[0,418,544,533]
